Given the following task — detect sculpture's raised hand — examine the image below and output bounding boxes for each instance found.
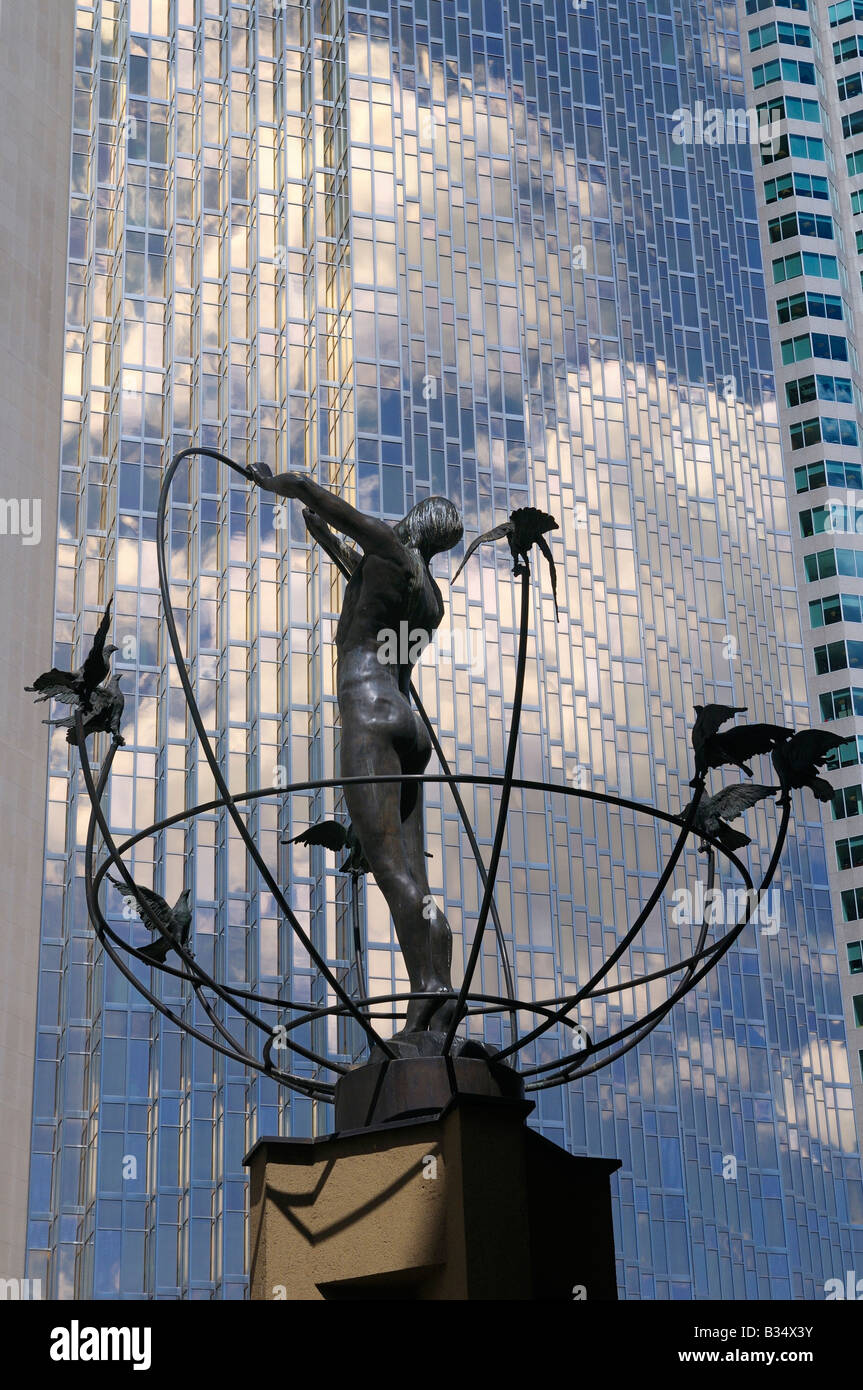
[248,463,309,498]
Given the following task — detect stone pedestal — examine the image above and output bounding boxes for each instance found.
[244,1093,620,1300]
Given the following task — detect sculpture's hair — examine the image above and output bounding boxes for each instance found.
[394,495,463,562]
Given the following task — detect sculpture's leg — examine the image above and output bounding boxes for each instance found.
[398,716,456,1033]
[341,723,455,1034]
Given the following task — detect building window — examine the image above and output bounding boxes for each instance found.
[753,57,816,86]
[769,211,834,242]
[749,21,811,50]
[842,887,863,919]
[791,415,859,450]
[777,290,844,323]
[773,251,839,283]
[849,941,863,973]
[837,71,863,101]
[809,593,863,628]
[815,641,863,673]
[800,504,836,535]
[820,686,863,720]
[787,373,853,407]
[795,458,863,492]
[757,93,821,123]
[823,734,863,767]
[835,34,863,62]
[814,335,847,361]
[748,0,808,11]
[829,0,863,25]
[832,783,863,818]
[805,547,863,581]
[836,834,863,869]
[842,108,863,138]
[853,994,863,1025]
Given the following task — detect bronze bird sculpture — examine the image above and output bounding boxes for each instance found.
[772,729,847,804]
[678,783,778,854]
[109,876,193,963]
[690,704,789,787]
[453,507,560,619]
[284,819,432,877]
[43,674,124,747]
[26,599,117,714]
[285,819,370,876]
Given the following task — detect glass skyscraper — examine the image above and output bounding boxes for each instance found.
[740,0,863,1152]
[25,0,863,1300]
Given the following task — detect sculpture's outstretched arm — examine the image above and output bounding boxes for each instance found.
[302,507,360,578]
[250,467,404,565]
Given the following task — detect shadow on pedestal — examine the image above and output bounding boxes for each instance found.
[244,1082,620,1301]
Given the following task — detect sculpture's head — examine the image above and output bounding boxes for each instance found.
[394,496,463,564]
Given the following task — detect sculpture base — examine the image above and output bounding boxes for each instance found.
[334,1031,522,1129]
[244,1094,620,1301]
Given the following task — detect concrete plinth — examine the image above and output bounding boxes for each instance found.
[244,1094,620,1300]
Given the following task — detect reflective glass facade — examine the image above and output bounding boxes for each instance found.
[27,0,863,1300]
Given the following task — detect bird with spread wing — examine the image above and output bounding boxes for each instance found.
[678,783,778,854]
[284,819,370,876]
[452,507,560,619]
[109,876,193,964]
[284,818,432,877]
[43,674,125,747]
[690,703,790,787]
[26,600,117,714]
[771,728,847,804]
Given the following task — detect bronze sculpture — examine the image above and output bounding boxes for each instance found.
[250,466,463,1035]
[47,443,843,1110]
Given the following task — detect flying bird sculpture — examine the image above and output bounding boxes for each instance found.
[678,783,778,854]
[43,675,125,747]
[26,599,117,713]
[772,729,847,804]
[109,876,193,964]
[453,507,560,619]
[285,819,370,876]
[690,703,789,787]
[284,819,432,877]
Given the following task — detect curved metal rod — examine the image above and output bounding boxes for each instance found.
[81,725,347,1078]
[262,986,591,1037]
[75,717,343,1084]
[349,873,368,1008]
[442,565,532,1054]
[189,973,263,1063]
[89,767,751,1055]
[89,767,702,1040]
[91,772,696,862]
[521,835,755,1012]
[86,846,318,1013]
[79,719,260,1066]
[527,842,760,1081]
[87,863,347,1079]
[528,800,792,1088]
[77,719,334,1100]
[492,775,707,1062]
[411,689,517,1048]
[156,446,394,1060]
[523,844,717,1082]
[83,719,779,1089]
